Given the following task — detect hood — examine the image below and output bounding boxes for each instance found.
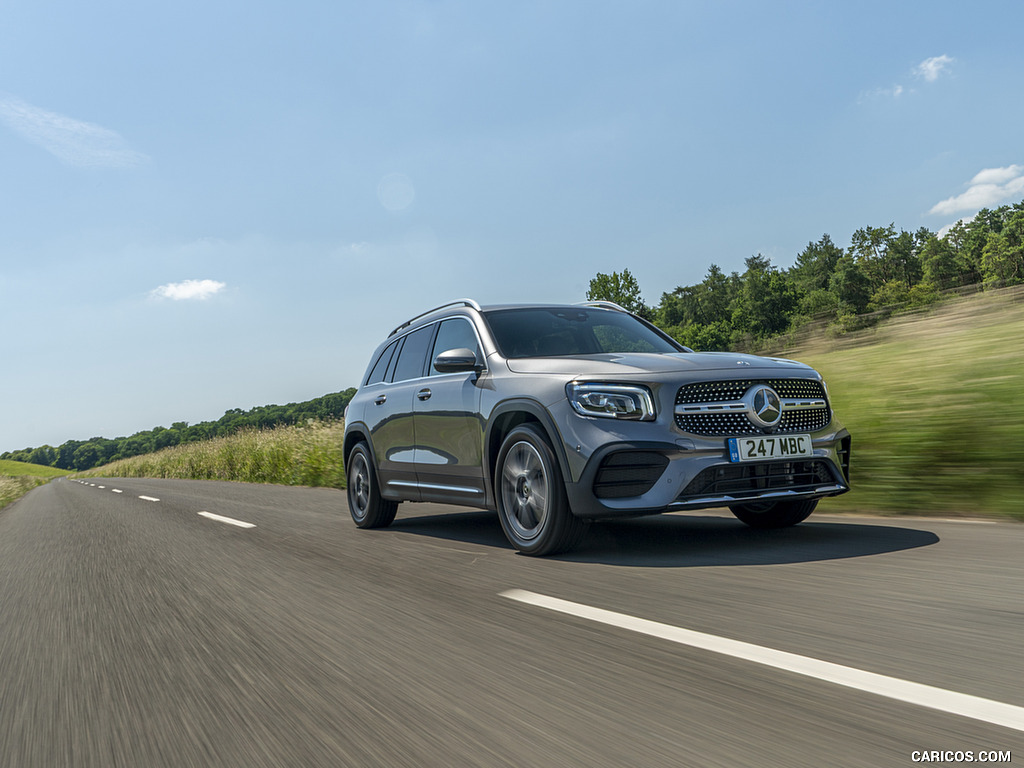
[505,351,814,377]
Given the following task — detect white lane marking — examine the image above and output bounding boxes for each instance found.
[97,485,105,489]
[112,489,123,494]
[198,511,255,529]
[938,519,998,525]
[501,589,1024,734]
[139,496,160,502]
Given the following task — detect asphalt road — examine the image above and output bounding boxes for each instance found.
[2,478,1021,767]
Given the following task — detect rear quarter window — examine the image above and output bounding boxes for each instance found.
[391,325,435,381]
[365,341,398,385]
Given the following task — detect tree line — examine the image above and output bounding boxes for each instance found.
[587,200,1024,351]
[2,389,357,472]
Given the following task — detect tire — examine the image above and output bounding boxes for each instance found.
[729,498,818,529]
[495,424,586,556]
[346,442,398,529]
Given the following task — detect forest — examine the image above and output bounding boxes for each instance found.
[588,201,1024,351]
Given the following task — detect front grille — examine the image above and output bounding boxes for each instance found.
[678,460,838,500]
[675,378,831,436]
[593,451,669,499]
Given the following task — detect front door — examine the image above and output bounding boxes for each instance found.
[413,317,486,503]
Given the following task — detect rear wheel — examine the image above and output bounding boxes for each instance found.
[346,442,398,528]
[729,498,817,529]
[495,424,586,556]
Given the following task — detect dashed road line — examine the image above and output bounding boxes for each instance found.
[501,589,1024,734]
[198,511,255,529]
[75,483,257,532]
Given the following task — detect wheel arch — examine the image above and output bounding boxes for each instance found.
[343,424,373,472]
[484,399,572,507]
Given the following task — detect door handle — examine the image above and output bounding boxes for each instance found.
[417,388,432,401]
[374,394,387,405]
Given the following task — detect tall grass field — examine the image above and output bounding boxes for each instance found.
[80,421,348,489]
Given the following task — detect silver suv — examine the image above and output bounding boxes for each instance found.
[343,299,851,556]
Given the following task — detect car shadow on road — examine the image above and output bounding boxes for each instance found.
[388,507,940,567]
[565,514,940,567]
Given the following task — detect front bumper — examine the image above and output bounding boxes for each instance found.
[562,429,851,520]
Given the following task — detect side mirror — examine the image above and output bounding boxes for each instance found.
[433,347,483,374]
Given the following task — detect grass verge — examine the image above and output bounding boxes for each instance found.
[0,459,74,479]
[80,420,348,489]
[0,476,48,512]
[0,461,72,511]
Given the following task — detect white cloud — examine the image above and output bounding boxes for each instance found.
[858,84,904,104]
[860,55,954,105]
[875,84,905,100]
[969,165,1023,186]
[914,55,954,82]
[929,165,1024,216]
[0,94,149,168]
[150,279,226,301]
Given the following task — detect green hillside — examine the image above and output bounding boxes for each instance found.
[0,460,73,479]
[781,286,1024,519]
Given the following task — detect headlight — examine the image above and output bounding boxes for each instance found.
[567,383,656,421]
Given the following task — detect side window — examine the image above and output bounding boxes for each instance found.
[429,318,482,376]
[391,325,435,382]
[365,341,398,385]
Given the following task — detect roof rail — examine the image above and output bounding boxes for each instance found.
[389,299,483,337]
[575,300,630,313]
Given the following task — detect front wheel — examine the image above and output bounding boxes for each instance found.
[346,442,398,529]
[729,498,818,529]
[495,424,586,556]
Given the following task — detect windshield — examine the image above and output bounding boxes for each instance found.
[483,307,684,358]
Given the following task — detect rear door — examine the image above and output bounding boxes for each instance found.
[367,325,434,500]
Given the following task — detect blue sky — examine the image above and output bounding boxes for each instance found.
[2,0,1023,452]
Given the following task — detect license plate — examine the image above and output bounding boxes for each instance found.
[728,434,813,463]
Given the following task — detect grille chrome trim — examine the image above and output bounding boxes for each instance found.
[674,398,827,416]
[782,398,828,411]
[675,402,748,415]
